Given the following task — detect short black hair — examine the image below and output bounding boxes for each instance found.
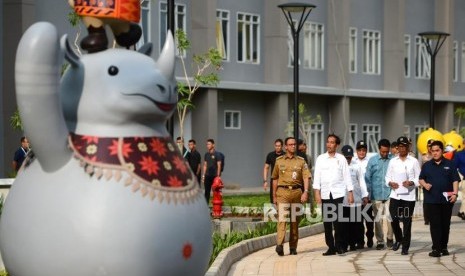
[274,138,283,145]
[391,141,398,147]
[327,134,341,145]
[207,138,215,144]
[188,139,196,144]
[20,136,27,143]
[430,140,444,151]
[284,137,296,145]
[378,139,390,149]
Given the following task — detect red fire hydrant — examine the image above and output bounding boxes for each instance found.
[211,176,224,218]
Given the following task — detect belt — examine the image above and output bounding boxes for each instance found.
[278,185,302,190]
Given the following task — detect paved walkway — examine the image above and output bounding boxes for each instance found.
[227,216,465,276]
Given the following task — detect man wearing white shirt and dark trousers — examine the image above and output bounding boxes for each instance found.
[314,134,354,255]
[419,140,460,257]
[386,136,421,255]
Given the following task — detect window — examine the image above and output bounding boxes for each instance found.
[224,110,241,129]
[362,30,381,74]
[462,42,465,82]
[349,123,358,147]
[287,23,301,67]
[453,41,458,82]
[404,35,410,77]
[303,22,324,69]
[349,28,357,73]
[216,10,230,61]
[136,0,151,49]
[414,125,428,144]
[362,124,381,152]
[160,2,186,56]
[415,36,430,79]
[308,123,325,164]
[404,125,411,138]
[237,12,260,64]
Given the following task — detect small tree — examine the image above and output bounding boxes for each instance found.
[175,29,222,140]
[285,103,322,143]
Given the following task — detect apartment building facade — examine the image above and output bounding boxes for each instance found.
[2,0,465,188]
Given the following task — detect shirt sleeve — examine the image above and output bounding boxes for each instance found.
[385,159,393,187]
[271,159,280,180]
[358,165,369,197]
[342,157,353,191]
[411,158,421,187]
[313,156,321,190]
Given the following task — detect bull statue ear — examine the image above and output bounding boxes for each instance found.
[157,31,175,80]
[138,43,153,56]
[60,35,80,67]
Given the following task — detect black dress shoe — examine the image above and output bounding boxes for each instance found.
[356,243,364,249]
[376,243,385,250]
[336,247,346,255]
[458,212,464,219]
[367,239,374,248]
[275,245,284,256]
[386,239,394,249]
[429,250,441,257]
[441,249,450,256]
[401,248,409,255]
[349,245,357,251]
[290,248,297,255]
[392,241,401,251]
[322,249,336,256]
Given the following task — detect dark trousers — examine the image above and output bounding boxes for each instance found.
[389,198,415,251]
[364,203,374,245]
[423,201,430,223]
[428,203,453,251]
[268,180,274,203]
[341,206,365,248]
[204,175,215,204]
[322,194,344,250]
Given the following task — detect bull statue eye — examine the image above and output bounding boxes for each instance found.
[108,66,119,76]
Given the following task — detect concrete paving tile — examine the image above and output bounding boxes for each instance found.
[223,216,465,276]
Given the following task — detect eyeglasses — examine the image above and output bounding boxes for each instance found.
[287,143,296,146]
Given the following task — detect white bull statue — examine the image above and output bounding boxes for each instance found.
[0,22,211,276]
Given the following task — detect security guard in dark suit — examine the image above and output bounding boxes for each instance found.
[272,137,311,256]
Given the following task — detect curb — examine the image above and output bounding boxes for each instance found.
[205,222,324,276]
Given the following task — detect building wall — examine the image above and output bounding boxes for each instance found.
[2,0,465,188]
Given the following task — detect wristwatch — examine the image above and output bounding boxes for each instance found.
[304,189,309,193]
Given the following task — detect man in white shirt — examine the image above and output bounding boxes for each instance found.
[385,136,421,256]
[353,140,374,248]
[314,134,354,255]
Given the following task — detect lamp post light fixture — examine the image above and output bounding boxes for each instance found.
[418,31,450,129]
[278,2,316,142]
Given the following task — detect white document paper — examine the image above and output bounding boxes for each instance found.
[392,172,409,195]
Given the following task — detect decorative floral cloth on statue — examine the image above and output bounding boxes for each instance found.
[69,132,198,203]
[73,0,141,22]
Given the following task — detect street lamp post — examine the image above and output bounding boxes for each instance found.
[167,0,175,137]
[418,31,449,129]
[278,2,316,142]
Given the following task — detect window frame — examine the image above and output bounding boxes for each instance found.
[362,29,381,75]
[349,28,357,73]
[216,9,230,61]
[159,1,187,57]
[404,34,411,78]
[303,21,324,70]
[236,12,260,64]
[415,36,431,79]
[224,110,241,130]
[362,124,381,152]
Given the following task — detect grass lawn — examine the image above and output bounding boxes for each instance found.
[222,193,269,207]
